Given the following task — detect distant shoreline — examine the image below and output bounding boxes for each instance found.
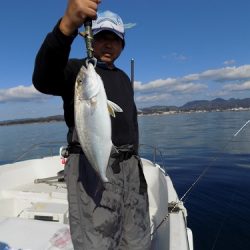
[138,107,250,116]
[1,107,250,126]
[0,115,64,126]
[2,97,250,126]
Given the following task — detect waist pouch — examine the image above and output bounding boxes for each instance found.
[110,145,147,195]
[110,144,137,173]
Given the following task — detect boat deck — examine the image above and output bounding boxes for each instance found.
[0,156,193,250]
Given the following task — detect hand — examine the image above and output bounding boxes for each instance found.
[59,0,101,36]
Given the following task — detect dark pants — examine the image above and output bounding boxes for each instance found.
[64,151,151,250]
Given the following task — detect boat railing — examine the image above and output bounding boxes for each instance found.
[13,142,167,171]
[14,141,67,163]
[139,144,167,170]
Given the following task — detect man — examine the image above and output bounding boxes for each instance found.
[33,0,151,249]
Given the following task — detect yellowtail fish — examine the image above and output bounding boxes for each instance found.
[74,62,122,182]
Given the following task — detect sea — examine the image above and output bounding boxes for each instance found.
[1,110,250,250]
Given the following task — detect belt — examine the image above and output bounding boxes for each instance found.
[64,144,136,173]
[65,144,146,194]
[65,144,136,156]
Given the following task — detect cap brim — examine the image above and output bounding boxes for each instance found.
[93,28,124,40]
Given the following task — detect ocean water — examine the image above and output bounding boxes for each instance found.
[1,110,250,250]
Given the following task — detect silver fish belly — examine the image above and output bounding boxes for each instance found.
[74,63,118,182]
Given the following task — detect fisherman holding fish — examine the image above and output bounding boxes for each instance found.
[33,0,151,249]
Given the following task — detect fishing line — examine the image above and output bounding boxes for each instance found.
[151,119,250,236]
[180,119,250,203]
[233,119,250,137]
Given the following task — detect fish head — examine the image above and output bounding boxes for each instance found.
[75,63,101,101]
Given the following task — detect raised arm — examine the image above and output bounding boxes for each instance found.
[32,0,100,96]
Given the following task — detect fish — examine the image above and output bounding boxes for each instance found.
[74,62,122,182]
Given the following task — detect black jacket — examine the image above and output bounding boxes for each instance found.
[32,21,139,151]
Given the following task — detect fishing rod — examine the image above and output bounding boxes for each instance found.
[151,119,250,236]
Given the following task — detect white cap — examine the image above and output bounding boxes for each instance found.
[92,11,125,40]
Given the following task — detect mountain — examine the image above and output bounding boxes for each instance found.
[180,98,250,111]
[139,98,250,114]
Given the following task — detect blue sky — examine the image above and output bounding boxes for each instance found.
[1,0,250,121]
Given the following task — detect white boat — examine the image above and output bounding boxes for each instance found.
[0,144,193,250]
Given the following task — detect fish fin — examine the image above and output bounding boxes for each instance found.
[107,100,123,117]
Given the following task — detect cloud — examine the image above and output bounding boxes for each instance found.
[196,65,250,82]
[3,64,250,109]
[171,52,188,62]
[0,85,49,103]
[178,65,250,84]
[182,65,250,83]
[223,80,250,91]
[172,83,207,93]
[134,78,177,91]
[134,77,207,94]
[134,64,250,107]
[223,59,236,66]
[208,89,230,98]
[136,93,172,103]
[162,53,189,62]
